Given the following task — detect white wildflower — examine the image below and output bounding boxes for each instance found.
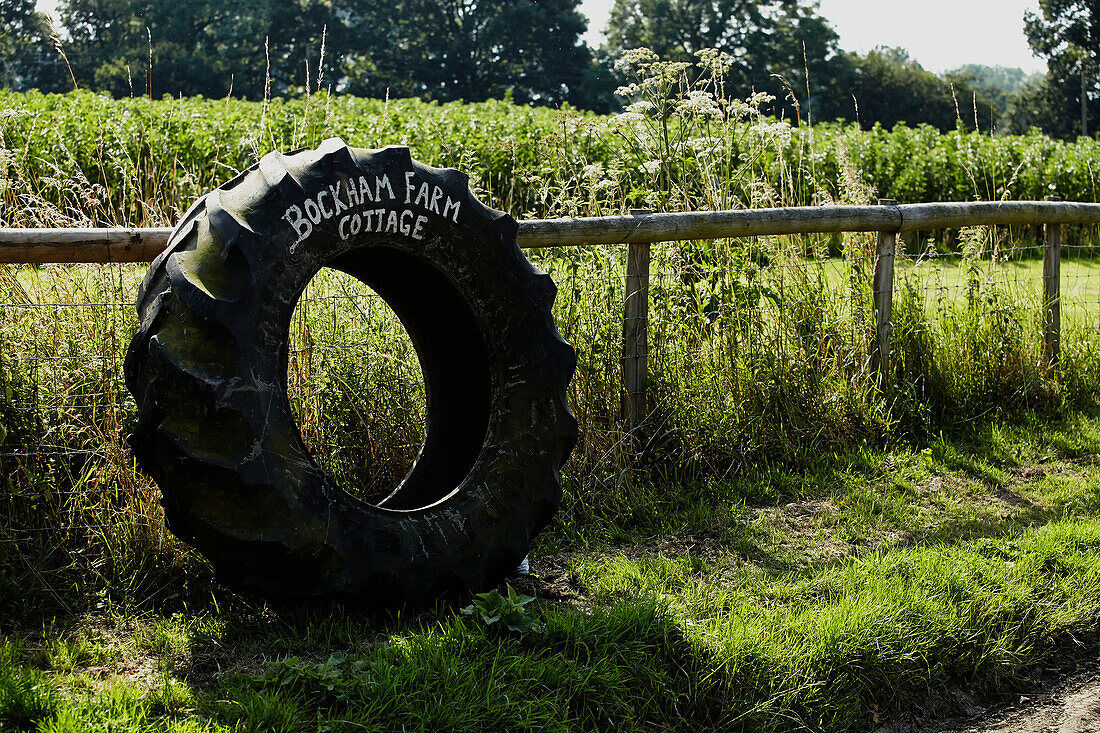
[643,61,691,86]
[615,48,659,71]
[610,111,646,127]
[746,91,775,107]
[750,120,793,147]
[562,115,585,133]
[689,136,723,155]
[726,100,758,120]
[726,91,777,120]
[582,164,604,181]
[695,48,733,77]
[677,90,723,119]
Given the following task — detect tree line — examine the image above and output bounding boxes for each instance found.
[0,0,1095,138]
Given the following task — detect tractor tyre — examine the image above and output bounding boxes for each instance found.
[124,139,576,607]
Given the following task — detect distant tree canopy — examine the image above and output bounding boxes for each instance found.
[1023,0,1100,138]
[607,0,799,61]
[605,0,844,122]
[30,0,595,105]
[605,0,994,131]
[339,0,596,106]
[59,0,334,99]
[0,0,67,90]
[823,47,997,132]
[0,0,1078,137]
[948,64,1034,118]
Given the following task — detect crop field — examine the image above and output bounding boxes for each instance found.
[4,58,1100,732]
[5,86,1100,229]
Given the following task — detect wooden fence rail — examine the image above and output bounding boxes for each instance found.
[4,199,1100,430]
[6,201,1100,264]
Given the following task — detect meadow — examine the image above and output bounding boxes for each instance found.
[4,52,1100,731]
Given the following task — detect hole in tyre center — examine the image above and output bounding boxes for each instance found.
[287,266,425,506]
[287,247,492,511]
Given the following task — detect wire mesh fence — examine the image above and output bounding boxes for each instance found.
[4,226,1100,606]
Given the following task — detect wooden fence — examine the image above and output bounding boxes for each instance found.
[4,199,1100,428]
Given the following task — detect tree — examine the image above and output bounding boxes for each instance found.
[1024,0,1100,137]
[51,0,596,107]
[768,2,847,123]
[948,65,1032,116]
[819,47,994,132]
[606,0,794,62]
[604,0,846,121]
[1003,71,1080,136]
[341,0,594,106]
[58,0,335,99]
[0,0,68,91]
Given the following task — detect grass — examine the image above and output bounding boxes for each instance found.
[4,415,1100,731]
[288,268,426,503]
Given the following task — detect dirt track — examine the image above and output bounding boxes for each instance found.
[880,668,1100,733]
[946,675,1100,733]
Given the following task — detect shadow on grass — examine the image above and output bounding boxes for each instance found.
[6,410,1100,635]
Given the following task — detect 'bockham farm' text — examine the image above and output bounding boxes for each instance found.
[282,170,462,246]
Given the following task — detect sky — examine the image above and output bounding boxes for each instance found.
[579,0,1048,74]
[37,0,1049,75]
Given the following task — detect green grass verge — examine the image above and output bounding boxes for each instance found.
[3,520,1098,732]
[4,412,1100,732]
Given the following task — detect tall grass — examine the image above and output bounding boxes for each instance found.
[287,269,425,504]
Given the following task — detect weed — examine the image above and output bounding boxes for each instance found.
[461,586,543,635]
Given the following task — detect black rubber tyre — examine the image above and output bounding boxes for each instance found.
[124,139,577,607]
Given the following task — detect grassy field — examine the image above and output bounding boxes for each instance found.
[5,52,1100,731]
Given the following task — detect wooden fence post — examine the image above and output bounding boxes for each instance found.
[1043,213,1062,366]
[622,210,652,429]
[872,199,898,393]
